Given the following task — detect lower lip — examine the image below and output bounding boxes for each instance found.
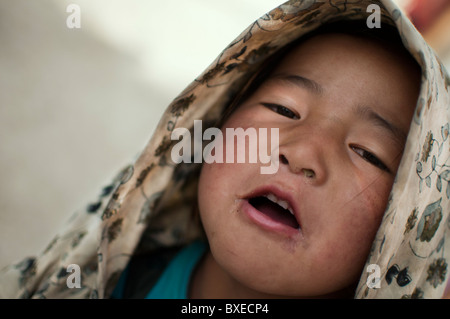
[239,199,302,239]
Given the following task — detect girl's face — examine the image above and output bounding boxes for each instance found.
[198,33,420,297]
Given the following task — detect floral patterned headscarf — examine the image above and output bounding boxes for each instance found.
[1,0,449,299]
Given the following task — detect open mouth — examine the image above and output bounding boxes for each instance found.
[248,194,300,230]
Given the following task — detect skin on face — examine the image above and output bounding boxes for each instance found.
[195,33,421,298]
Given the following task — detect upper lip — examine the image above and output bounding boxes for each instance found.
[242,184,302,229]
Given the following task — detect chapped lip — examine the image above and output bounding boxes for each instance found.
[241,184,302,232]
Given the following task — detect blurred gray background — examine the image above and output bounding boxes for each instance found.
[0,0,448,272]
[0,0,282,269]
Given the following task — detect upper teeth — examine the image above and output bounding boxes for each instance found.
[264,194,294,215]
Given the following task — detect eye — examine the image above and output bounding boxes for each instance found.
[351,145,390,173]
[262,103,300,120]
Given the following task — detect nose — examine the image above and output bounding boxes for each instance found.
[277,132,328,184]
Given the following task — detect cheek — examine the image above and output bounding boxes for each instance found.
[198,163,226,221]
[361,179,392,218]
[348,175,393,242]
[313,176,393,281]
[338,169,394,230]
[198,164,224,246]
[197,162,244,235]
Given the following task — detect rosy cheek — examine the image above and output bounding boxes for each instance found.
[353,167,395,220]
[338,181,391,268]
[342,186,389,257]
[321,178,391,267]
[198,164,220,213]
[363,179,393,222]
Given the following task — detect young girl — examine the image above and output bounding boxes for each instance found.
[1,0,449,299]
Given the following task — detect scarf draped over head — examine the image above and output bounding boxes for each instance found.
[1,0,449,299]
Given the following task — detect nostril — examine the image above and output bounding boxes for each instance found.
[280,155,289,165]
[279,154,318,180]
[302,168,315,179]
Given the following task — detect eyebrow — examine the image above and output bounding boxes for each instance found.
[268,73,324,96]
[268,73,407,146]
[354,105,407,147]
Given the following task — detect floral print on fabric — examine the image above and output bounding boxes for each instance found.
[356,0,450,298]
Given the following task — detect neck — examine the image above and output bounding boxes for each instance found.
[189,248,356,299]
[189,249,278,299]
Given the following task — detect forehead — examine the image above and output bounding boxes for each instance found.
[262,33,420,132]
[273,33,417,84]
